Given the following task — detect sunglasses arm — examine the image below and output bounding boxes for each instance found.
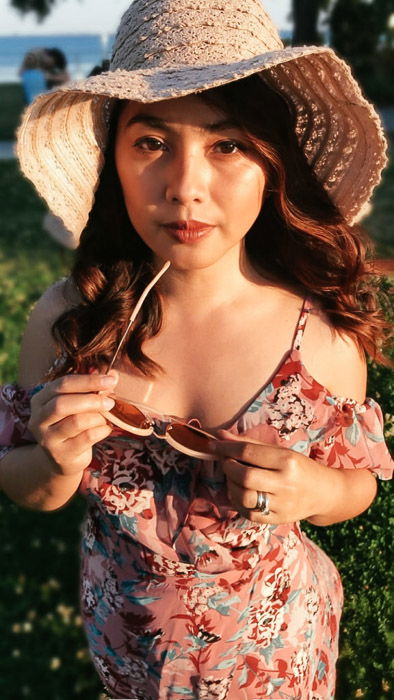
[107,260,171,373]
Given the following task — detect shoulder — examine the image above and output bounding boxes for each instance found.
[300,299,367,403]
[17,278,80,388]
[26,277,79,321]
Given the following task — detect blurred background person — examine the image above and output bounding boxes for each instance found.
[19,47,70,105]
[44,47,70,88]
[18,48,48,104]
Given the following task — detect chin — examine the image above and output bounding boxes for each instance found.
[158,247,227,271]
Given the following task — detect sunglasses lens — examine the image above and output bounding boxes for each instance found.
[167,423,213,454]
[109,398,149,429]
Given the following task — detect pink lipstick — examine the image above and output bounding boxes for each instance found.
[162,220,214,243]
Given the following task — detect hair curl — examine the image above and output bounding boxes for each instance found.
[50,74,392,379]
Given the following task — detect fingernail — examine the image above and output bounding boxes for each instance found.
[208,440,217,452]
[101,375,118,387]
[102,397,115,410]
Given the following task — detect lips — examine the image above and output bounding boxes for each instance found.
[162,220,214,243]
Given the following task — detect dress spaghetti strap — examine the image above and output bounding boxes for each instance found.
[292,297,313,352]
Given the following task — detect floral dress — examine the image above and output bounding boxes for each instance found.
[1,299,393,700]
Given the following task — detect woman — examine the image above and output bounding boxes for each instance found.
[18,48,48,104]
[1,1,393,698]
[44,47,70,89]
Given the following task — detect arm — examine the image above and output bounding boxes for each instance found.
[0,374,117,512]
[306,466,377,526]
[0,445,85,512]
[209,436,377,526]
[0,281,118,511]
[209,329,379,526]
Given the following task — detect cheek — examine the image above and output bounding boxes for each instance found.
[118,164,161,220]
[116,156,138,199]
[244,167,266,205]
[115,140,145,204]
[226,168,266,222]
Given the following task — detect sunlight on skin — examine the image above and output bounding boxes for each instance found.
[115,94,267,273]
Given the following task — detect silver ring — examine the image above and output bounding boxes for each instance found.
[254,490,270,515]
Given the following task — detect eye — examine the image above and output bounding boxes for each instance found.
[214,140,247,155]
[134,137,167,152]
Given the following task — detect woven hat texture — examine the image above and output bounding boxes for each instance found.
[17,0,387,246]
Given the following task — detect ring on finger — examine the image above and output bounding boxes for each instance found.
[254,490,270,515]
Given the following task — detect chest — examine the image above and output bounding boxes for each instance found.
[114,300,304,428]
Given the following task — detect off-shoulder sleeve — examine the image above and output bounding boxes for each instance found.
[309,396,393,480]
[0,384,36,460]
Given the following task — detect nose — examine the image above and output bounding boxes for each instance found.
[165,147,208,205]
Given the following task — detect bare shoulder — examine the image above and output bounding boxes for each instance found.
[18,278,79,387]
[300,300,367,403]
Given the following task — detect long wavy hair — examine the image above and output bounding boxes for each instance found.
[50,74,392,378]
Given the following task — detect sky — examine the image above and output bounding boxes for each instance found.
[0,0,292,36]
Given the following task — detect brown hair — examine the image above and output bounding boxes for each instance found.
[50,74,392,378]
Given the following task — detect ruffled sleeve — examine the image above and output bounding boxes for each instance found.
[309,396,393,480]
[0,384,36,460]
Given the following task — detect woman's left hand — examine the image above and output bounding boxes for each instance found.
[209,431,331,524]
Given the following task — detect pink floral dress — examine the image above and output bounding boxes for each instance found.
[1,299,393,700]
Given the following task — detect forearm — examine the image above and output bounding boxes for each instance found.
[0,445,83,512]
[307,466,378,526]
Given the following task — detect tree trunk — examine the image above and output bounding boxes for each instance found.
[292,0,321,45]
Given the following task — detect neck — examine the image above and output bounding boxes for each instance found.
[155,244,266,315]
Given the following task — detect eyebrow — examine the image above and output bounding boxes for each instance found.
[124,113,241,133]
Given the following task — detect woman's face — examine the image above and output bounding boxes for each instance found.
[115,94,266,269]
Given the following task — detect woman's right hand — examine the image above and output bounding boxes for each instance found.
[28,372,119,477]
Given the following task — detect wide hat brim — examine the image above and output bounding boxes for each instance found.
[17,45,387,246]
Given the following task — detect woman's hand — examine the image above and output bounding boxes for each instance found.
[209,431,333,524]
[28,372,119,478]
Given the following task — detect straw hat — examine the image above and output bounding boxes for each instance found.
[17,0,387,247]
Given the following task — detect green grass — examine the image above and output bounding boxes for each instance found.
[0,160,72,382]
[0,157,393,698]
[0,163,103,697]
[0,83,25,141]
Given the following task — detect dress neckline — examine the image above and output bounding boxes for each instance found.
[110,297,314,433]
[109,343,367,439]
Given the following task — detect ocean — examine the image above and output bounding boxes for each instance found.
[0,34,115,83]
[0,30,294,84]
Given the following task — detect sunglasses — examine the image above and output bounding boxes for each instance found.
[103,396,216,460]
[103,260,216,459]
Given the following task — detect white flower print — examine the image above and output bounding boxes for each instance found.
[102,484,153,515]
[214,519,268,547]
[83,514,96,551]
[261,567,290,601]
[117,451,155,490]
[102,569,123,612]
[182,584,223,616]
[266,374,314,438]
[306,587,320,619]
[148,551,192,576]
[93,655,111,680]
[248,600,285,648]
[196,675,233,699]
[283,530,299,554]
[145,437,191,475]
[82,578,96,612]
[119,657,148,681]
[291,646,309,680]
[283,530,301,566]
